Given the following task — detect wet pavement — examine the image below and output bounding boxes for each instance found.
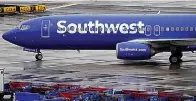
[0,1,196,100]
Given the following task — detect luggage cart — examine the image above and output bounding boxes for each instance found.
[0,4,46,16]
[0,5,17,16]
[158,91,184,101]
[30,4,46,13]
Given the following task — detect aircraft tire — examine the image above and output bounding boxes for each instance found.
[35,53,43,60]
[169,54,181,64]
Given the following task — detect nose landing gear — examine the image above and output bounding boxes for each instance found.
[23,48,43,61]
[35,53,43,61]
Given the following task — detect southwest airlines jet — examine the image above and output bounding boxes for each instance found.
[2,14,196,64]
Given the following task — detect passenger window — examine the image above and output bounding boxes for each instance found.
[166,27,169,31]
[154,25,160,36]
[185,27,189,31]
[161,27,164,31]
[171,27,174,31]
[17,24,21,29]
[190,27,193,31]
[181,27,184,31]
[176,27,179,31]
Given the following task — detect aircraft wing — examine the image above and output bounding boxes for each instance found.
[129,38,196,48]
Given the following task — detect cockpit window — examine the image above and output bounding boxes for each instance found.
[16,24,21,29]
[17,24,30,30]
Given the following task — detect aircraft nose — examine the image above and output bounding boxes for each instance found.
[2,30,15,43]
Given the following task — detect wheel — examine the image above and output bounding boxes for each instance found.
[35,53,43,60]
[169,55,181,64]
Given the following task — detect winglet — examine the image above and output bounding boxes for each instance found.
[77,50,80,53]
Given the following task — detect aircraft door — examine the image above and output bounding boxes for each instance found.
[145,25,152,36]
[41,20,50,38]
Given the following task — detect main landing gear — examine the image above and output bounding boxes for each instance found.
[35,53,43,61]
[169,51,183,64]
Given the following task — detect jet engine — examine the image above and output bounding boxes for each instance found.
[116,42,156,60]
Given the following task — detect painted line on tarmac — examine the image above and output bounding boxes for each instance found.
[47,3,78,11]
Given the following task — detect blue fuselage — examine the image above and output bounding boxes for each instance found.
[3,14,196,50]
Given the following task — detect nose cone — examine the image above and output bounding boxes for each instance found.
[2,30,14,43]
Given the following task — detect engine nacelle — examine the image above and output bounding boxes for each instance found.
[116,42,156,60]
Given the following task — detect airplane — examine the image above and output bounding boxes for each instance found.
[2,14,196,64]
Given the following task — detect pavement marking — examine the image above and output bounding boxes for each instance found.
[47,3,78,11]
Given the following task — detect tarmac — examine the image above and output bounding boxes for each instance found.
[0,1,196,100]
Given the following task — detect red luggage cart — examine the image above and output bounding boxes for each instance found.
[158,92,183,97]
[122,90,147,94]
[86,87,113,94]
[32,87,54,94]
[168,96,193,101]
[59,91,84,100]
[52,84,80,89]
[9,81,31,92]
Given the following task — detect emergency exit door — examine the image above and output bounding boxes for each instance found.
[145,25,152,36]
[41,20,50,38]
